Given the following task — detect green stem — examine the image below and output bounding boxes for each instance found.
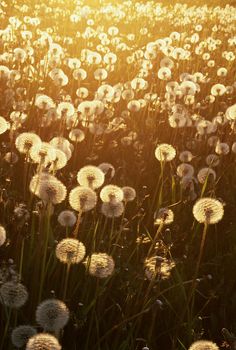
[63,263,71,300]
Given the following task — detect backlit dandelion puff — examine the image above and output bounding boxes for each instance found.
[193,197,224,225]
[86,253,115,278]
[26,333,61,350]
[154,208,174,226]
[69,186,97,212]
[0,225,6,246]
[0,116,8,134]
[77,165,105,189]
[100,185,124,203]
[15,132,41,155]
[155,144,176,162]
[188,340,219,350]
[30,173,67,205]
[56,238,86,264]
[144,256,176,281]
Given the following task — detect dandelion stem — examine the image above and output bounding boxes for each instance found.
[63,263,71,300]
[38,203,51,303]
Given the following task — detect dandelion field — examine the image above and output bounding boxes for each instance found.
[1,0,236,349]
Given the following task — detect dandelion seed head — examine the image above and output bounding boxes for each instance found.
[26,333,61,350]
[101,201,124,218]
[0,116,8,134]
[56,238,86,264]
[86,253,115,278]
[122,186,136,202]
[0,225,6,246]
[58,210,77,227]
[11,325,37,348]
[0,281,28,308]
[188,340,219,350]
[197,167,216,184]
[15,132,41,154]
[77,165,105,189]
[30,173,67,204]
[144,256,175,280]
[154,208,174,225]
[100,185,124,203]
[155,143,176,162]
[193,197,224,224]
[36,299,69,332]
[98,162,115,178]
[69,186,97,212]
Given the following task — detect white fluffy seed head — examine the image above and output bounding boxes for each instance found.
[56,238,86,264]
[0,281,28,308]
[36,299,69,332]
[188,340,219,350]
[193,197,224,224]
[26,333,61,350]
[69,186,97,212]
[77,165,105,189]
[100,185,124,203]
[0,225,6,246]
[11,325,37,348]
[86,253,115,278]
[57,210,77,227]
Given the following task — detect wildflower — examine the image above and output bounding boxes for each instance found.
[211,83,226,96]
[154,208,174,225]
[197,167,216,184]
[101,202,124,218]
[179,150,193,162]
[188,340,219,350]
[15,132,41,154]
[11,325,37,348]
[69,186,97,212]
[29,142,56,165]
[155,144,176,162]
[29,173,67,205]
[177,163,194,178]
[144,256,176,280]
[77,165,105,189]
[35,94,55,110]
[69,129,85,143]
[100,185,124,203]
[4,152,19,164]
[0,116,8,134]
[122,186,136,202]
[58,210,77,227]
[215,142,230,155]
[0,281,28,308]
[36,299,69,332]
[26,333,61,350]
[205,154,220,167]
[98,162,115,178]
[0,226,6,246]
[86,253,115,278]
[56,238,86,264]
[193,198,224,224]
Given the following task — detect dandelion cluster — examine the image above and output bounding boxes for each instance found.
[0,0,234,348]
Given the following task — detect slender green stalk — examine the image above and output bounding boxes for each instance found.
[0,308,12,350]
[38,203,51,303]
[63,263,71,300]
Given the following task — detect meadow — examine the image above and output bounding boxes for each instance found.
[0,0,236,349]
